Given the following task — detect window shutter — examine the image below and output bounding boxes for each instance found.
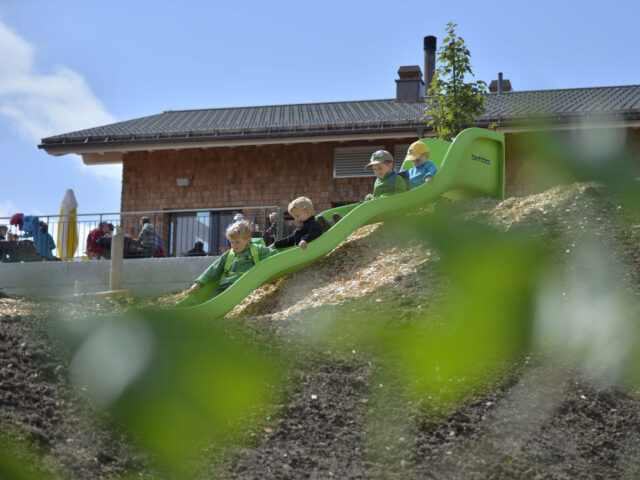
[394,144,411,168]
[333,145,384,178]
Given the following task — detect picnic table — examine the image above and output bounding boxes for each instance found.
[97,235,146,259]
[0,240,47,262]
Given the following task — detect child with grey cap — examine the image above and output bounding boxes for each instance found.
[364,150,409,200]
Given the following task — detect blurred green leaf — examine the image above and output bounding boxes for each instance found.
[59,309,283,478]
[517,127,640,210]
[386,218,544,409]
[298,216,547,414]
[0,430,55,480]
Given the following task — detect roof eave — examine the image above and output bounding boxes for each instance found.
[39,121,429,156]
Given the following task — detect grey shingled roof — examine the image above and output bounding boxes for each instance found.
[39,85,640,152]
[484,85,640,117]
[43,100,426,140]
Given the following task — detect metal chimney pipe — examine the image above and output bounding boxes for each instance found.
[498,72,503,94]
[424,36,437,90]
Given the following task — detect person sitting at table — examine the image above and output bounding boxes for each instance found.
[35,221,56,260]
[86,222,108,259]
[137,216,158,258]
[187,241,207,256]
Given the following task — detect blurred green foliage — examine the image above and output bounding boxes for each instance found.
[392,218,545,409]
[292,216,548,414]
[57,309,283,478]
[0,430,56,480]
[518,125,640,209]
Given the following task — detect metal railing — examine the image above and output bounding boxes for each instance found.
[0,205,288,262]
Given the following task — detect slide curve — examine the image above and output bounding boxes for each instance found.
[174,128,505,318]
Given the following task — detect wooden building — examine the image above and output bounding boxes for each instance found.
[39,80,640,210]
[38,38,640,253]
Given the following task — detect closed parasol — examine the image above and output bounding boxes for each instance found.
[57,189,78,260]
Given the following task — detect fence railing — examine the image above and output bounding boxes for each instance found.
[0,205,289,262]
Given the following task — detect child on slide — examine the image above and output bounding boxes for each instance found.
[406,140,438,189]
[269,197,323,250]
[364,150,409,200]
[187,220,277,298]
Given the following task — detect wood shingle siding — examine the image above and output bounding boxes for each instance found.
[120,140,409,214]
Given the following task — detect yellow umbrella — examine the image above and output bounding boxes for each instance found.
[57,189,78,261]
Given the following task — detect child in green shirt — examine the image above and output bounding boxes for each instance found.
[187,219,277,297]
[364,150,408,200]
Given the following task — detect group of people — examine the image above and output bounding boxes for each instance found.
[1,214,164,262]
[187,196,322,297]
[3,140,435,275]
[364,140,437,198]
[188,140,437,299]
[1,214,57,260]
[86,221,114,259]
[86,216,164,260]
[221,211,293,254]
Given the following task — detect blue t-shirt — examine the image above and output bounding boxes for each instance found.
[35,232,56,258]
[408,161,438,189]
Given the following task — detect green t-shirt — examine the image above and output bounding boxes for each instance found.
[372,171,409,198]
[195,243,277,286]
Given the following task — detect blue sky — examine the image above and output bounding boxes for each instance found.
[1,0,638,219]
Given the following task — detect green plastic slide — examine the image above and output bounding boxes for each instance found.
[174,128,505,318]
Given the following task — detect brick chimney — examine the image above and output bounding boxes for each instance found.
[424,36,437,90]
[489,72,513,93]
[395,65,424,103]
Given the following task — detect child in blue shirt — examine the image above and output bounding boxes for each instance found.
[406,140,438,189]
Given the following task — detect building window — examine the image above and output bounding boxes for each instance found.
[333,145,384,178]
[170,211,213,257]
[394,144,411,168]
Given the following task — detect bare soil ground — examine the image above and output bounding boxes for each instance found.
[1,183,639,479]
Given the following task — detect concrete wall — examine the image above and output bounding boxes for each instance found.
[1,256,218,297]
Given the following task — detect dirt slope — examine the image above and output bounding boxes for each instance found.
[1,183,639,479]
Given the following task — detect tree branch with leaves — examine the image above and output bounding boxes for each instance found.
[424,22,487,141]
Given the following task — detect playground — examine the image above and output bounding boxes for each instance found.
[1,129,639,479]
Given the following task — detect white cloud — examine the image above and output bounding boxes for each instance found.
[0,67,113,140]
[0,200,17,219]
[0,18,32,77]
[0,19,121,181]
